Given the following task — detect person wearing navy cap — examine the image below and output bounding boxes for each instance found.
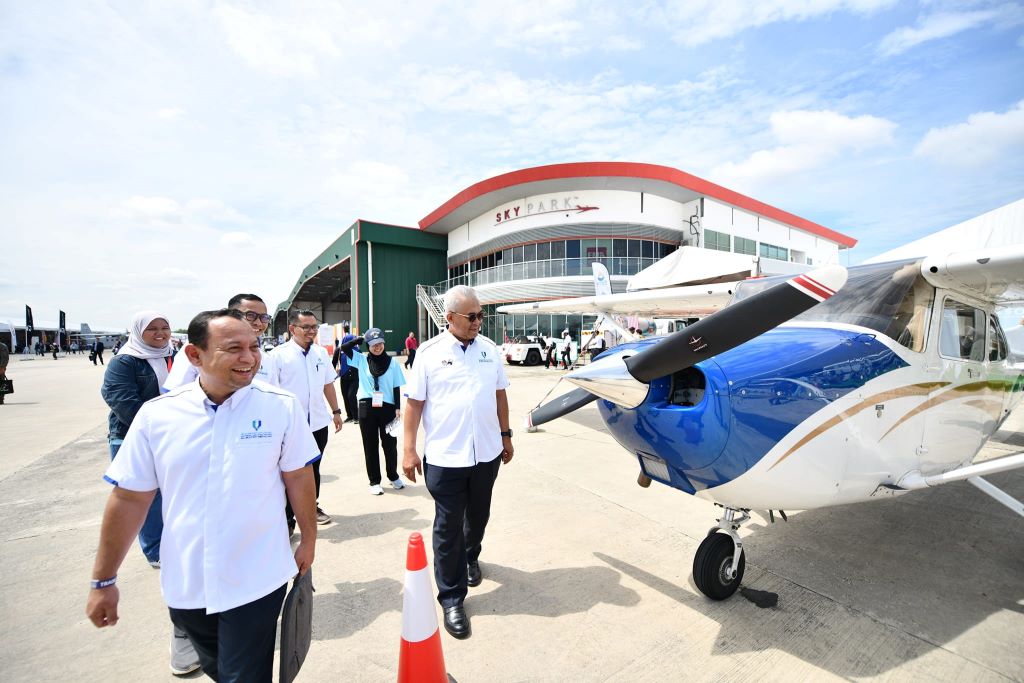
[338,328,408,495]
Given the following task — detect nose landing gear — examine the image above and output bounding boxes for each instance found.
[693,506,748,600]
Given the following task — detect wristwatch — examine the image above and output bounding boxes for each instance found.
[332,409,343,415]
[500,429,513,438]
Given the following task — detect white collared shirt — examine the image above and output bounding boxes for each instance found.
[404,330,510,467]
[265,339,336,431]
[162,345,271,393]
[105,382,320,614]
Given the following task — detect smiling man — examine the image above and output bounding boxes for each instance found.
[163,293,273,392]
[402,285,514,639]
[86,308,320,682]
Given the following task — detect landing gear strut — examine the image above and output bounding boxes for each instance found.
[693,506,748,600]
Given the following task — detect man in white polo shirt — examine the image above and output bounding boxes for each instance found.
[86,308,320,682]
[402,285,514,640]
[266,309,344,531]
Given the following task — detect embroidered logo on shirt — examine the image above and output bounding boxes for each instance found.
[241,419,272,441]
[441,358,453,367]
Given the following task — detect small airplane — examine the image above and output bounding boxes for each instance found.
[504,246,1024,600]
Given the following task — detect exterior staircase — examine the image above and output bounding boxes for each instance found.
[415,284,447,333]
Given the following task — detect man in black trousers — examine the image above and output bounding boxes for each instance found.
[402,285,514,640]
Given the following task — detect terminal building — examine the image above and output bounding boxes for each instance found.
[274,162,857,347]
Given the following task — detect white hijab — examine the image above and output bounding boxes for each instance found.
[118,310,173,385]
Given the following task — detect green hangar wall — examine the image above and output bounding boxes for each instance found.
[274,220,447,345]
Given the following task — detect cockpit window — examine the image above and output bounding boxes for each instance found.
[731,259,933,351]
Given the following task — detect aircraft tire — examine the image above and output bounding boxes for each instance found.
[525,349,541,366]
[693,532,745,600]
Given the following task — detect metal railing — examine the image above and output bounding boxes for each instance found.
[415,284,447,332]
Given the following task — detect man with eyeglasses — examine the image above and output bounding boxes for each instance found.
[163,293,273,393]
[402,285,513,640]
[266,309,344,533]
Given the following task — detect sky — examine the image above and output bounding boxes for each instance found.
[2,0,1023,331]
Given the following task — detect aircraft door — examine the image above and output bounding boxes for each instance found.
[921,296,989,471]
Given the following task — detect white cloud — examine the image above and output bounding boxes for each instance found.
[213,4,341,78]
[914,100,1024,166]
[651,0,896,47]
[712,110,896,184]
[220,231,256,248]
[879,9,1000,56]
[157,107,186,120]
[111,196,183,223]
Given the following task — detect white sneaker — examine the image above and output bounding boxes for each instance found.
[170,626,201,676]
[390,478,405,490]
[369,484,384,496]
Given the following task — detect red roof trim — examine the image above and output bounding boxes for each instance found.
[418,162,856,248]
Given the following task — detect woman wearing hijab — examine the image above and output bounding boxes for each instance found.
[338,328,407,495]
[99,311,174,566]
[100,311,203,675]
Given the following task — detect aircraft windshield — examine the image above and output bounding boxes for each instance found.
[731,259,933,351]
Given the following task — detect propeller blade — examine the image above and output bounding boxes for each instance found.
[624,265,848,383]
[526,387,600,428]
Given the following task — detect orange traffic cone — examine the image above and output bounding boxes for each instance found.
[398,532,450,683]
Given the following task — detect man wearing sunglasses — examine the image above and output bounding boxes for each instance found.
[402,285,514,640]
[163,293,273,392]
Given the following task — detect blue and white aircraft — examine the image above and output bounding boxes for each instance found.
[502,247,1024,600]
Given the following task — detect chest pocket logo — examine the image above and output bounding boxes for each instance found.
[441,358,454,367]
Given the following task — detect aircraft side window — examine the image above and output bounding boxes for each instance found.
[939,299,986,361]
[988,316,1008,362]
[888,275,932,352]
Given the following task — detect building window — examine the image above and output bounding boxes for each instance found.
[566,240,581,258]
[641,240,654,258]
[613,239,627,257]
[551,240,565,259]
[759,242,788,260]
[704,229,731,252]
[734,237,756,255]
[513,245,524,263]
[627,240,640,257]
[537,241,550,260]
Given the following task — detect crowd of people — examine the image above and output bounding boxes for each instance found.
[84,285,515,680]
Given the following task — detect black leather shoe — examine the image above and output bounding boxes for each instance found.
[443,604,471,639]
[467,561,482,587]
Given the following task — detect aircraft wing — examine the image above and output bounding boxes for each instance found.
[920,244,1024,305]
[496,281,737,317]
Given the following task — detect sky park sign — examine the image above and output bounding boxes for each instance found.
[494,194,598,225]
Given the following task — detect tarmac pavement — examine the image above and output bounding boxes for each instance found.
[1,352,1022,681]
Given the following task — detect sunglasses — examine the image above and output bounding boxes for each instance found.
[451,310,485,323]
[242,311,272,324]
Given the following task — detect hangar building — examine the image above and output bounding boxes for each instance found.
[274,162,856,346]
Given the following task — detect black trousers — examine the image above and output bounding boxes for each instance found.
[424,457,501,608]
[169,584,286,683]
[405,348,416,368]
[358,400,399,485]
[339,368,359,419]
[286,426,328,524]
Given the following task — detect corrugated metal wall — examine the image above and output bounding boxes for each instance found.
[361,242,447,350]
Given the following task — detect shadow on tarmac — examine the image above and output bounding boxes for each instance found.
[468,562,640,617]
[316,508,430,544]
[312,577,404,641]
[594,466,1024,677]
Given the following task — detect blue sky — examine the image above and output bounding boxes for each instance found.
[2,0,1022,330]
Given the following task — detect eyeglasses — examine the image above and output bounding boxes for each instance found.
[293,324,318,332]
[242,311,272,324]
[451,310,485,323]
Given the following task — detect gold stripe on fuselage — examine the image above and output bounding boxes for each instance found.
[767,382,949,471]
